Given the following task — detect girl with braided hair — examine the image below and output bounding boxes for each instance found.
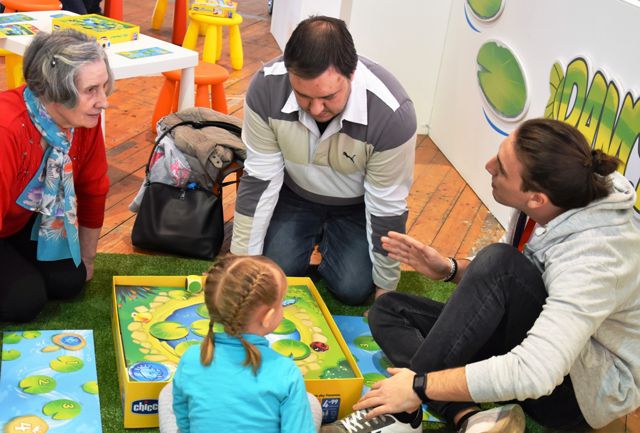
[158,255,322,433]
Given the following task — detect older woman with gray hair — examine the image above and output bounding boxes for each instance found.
[0,29,114,322]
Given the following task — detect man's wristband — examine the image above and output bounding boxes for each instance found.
[412,373,429,402]
[442,257,458,282]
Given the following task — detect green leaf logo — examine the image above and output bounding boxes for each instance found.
[477,40,528,120]
[545,62,565,119]
[467,0,504,21]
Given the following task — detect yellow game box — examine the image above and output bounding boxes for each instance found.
[52,14,139,46]
[190,0,237,18]
[111,275,363,428]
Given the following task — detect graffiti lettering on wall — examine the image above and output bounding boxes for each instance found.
[545,58,640,214]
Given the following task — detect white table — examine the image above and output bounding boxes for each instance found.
[0,11,198,109]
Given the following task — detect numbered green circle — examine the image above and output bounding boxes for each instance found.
[19,375,57,394]
[354,335,380,352]
[43,399,82,420]
[50,356,84,373]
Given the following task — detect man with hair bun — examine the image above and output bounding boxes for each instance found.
[0,30,113,322]
[231,16,416,306]
[324,118,640,433]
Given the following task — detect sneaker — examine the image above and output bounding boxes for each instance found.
[321,409,421,433]
[458,404,525,433]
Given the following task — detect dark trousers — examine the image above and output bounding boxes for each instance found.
[368,243,590,431]
[0,216,86,323]
[61,0,102,14]
[263,184,374,305]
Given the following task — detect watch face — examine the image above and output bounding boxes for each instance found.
[413,374,427,401]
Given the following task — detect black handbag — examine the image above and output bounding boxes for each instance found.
[131,120,242,260]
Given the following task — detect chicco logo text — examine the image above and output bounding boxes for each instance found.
[131,400,159,415]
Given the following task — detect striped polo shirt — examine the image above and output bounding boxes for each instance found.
[231,56,416,290]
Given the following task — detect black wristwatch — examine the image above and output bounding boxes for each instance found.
[412,373,429,402]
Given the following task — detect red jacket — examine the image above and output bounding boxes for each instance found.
[0,86,109,237]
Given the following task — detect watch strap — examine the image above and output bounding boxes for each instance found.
[412,373,429,402]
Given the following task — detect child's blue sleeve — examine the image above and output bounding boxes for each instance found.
[173,362,191,433]
[279,365,316,433]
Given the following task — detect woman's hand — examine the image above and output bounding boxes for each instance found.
[382,231,450,280]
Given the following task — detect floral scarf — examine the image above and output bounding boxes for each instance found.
[16,87,81,266]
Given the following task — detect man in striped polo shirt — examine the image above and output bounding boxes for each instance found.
[231,16,417,305]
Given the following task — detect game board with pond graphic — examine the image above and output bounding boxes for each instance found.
[0,330,102,433]
[111,275,362,427]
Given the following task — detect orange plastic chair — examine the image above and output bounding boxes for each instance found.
[103,0,123,20]
[151,62,230,131]
[0,0,61,12]
[151,0,188,45]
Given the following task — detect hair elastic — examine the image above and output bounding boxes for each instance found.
[590,150,600,171]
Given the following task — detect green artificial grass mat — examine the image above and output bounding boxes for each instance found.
[0,253,558,432]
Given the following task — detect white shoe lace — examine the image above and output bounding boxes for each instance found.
[340,410,389,433]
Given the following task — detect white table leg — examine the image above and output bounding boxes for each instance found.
[177,66,195,110]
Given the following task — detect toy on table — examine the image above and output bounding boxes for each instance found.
[52,14,139,47]
[0,23,39,37]
[190,0,237,18]
[0,14,35,25]
[0,330,102,433]
[111,275,363,428]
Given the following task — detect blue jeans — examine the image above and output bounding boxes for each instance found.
[263,185,374,305]
[368,243,589,430]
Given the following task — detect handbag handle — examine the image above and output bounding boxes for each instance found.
[147,120,242,176]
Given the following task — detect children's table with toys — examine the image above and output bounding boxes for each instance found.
[0,10,198,110]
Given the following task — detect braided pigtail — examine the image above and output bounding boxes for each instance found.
[200,321,216,366]
[201,254,284,374]
[239,335,262,374]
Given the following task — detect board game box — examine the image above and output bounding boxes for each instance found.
[0,330,102,433]
[0,14,34,25]
[111,275,363,428]
[52,14,139,46]
[0,23,39,37]
[190,0,237,18]
[333,315,443,423]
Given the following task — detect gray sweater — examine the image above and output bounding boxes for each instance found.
[466,172,640,428]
